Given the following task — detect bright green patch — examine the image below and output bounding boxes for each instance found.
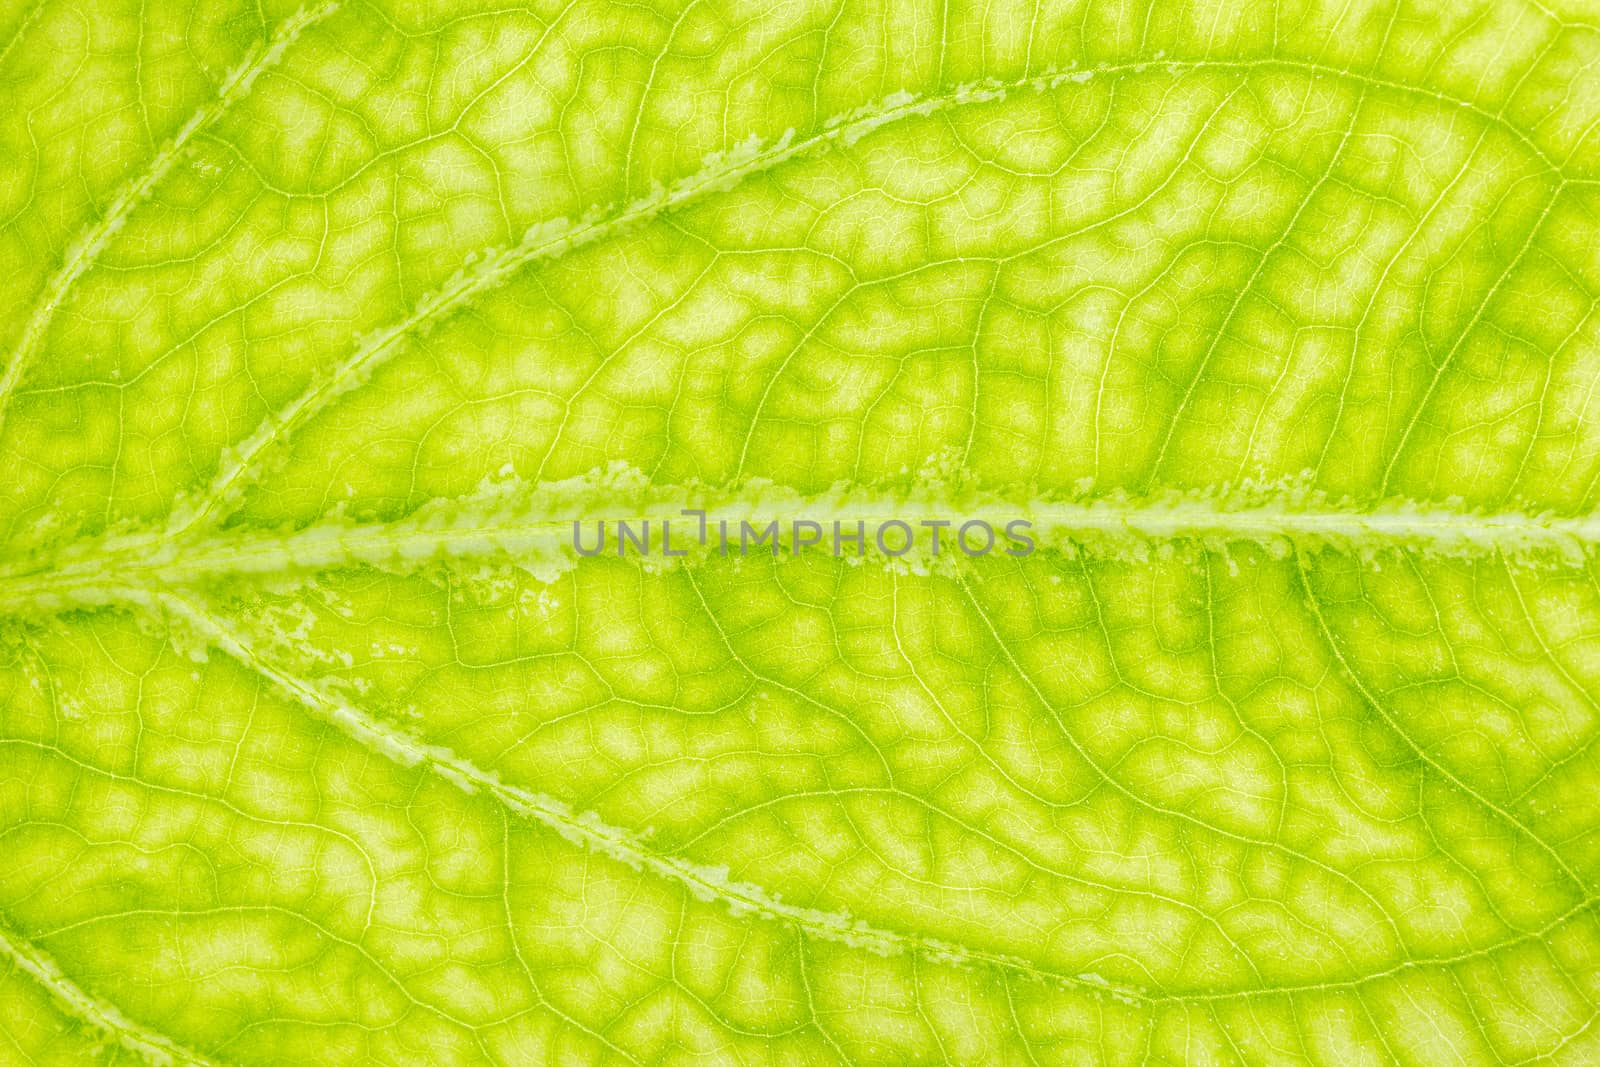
[2,0,1600,1063]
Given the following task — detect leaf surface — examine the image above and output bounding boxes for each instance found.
[2,0,1600,1063]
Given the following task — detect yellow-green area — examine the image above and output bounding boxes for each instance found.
[1,0,1600,1063]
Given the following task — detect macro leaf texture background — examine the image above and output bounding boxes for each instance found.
[3,0,1600,1063]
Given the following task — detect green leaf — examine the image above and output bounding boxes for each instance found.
[2,0,1600,1063]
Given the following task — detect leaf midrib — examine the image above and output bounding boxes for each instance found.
[2,478,1595,613]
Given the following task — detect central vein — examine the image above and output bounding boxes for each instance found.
[2,473,1594,614]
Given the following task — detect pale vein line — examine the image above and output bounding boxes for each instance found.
[1378,177,1566,496]
[1295,555,1592,897]
[170,69,1048,532]
[0,0,51,71]
[5,477,1600,611]
[148,591,1600,1011]
[171,52,1585,534]
[157,591,1151,1006]
[0,921,220,1067]
[0,0,338,445]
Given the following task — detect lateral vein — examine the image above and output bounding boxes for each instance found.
[173,53,1580,532]
[159,592,1153,1006]
[149,592,1600,1009]
[0,0,338,445]
[0,920,220,1067]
